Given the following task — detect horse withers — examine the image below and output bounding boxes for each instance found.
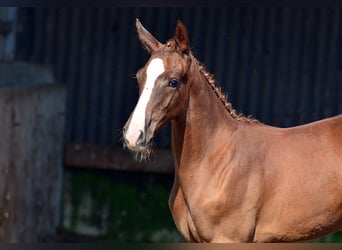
[123,19,342,242]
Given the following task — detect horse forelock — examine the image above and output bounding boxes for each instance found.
[166,39,177,50]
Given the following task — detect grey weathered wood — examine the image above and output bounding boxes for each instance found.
[0,84,65,242]
[0,62,54,88]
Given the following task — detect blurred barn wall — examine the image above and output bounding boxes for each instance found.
[15,7,342,149]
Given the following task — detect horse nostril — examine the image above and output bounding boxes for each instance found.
[136,130,146,147]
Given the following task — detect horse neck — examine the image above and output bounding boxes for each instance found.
[171,59,238,175]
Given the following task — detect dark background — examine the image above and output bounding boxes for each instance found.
[15,7,342,147]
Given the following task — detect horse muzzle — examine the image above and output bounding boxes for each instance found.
[123,127,145,151]
[123,120,155,153]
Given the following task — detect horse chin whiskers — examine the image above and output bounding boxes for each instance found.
[124,141,154,162]
[133,144,154,162]
[134,146,153,162]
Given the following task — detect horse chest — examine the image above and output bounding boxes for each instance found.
[171,186,240,242]
[171,168,263,242]
[172,199,214,242]
[177,196,257,242]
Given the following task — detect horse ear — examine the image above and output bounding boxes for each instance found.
[174,20,189,54]
[136,18,162,54]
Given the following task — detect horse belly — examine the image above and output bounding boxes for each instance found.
[255,215,342,242]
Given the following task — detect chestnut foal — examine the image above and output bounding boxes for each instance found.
[123,19,342,242]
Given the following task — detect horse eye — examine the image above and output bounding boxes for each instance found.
[168,79,179,88]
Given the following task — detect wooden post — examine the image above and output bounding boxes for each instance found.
[0,84,65,242]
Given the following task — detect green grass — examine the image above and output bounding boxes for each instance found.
[63,168,183,242]
[309,231,342,243]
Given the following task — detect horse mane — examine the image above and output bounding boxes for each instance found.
[191,54,258,123]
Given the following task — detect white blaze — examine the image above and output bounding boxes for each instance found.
[125,58,165,147]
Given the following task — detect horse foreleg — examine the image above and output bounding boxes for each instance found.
[169,176,198,242]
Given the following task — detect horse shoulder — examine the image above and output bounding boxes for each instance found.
[187,128,266,242]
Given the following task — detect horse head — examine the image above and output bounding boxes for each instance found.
[123,19,192,159]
